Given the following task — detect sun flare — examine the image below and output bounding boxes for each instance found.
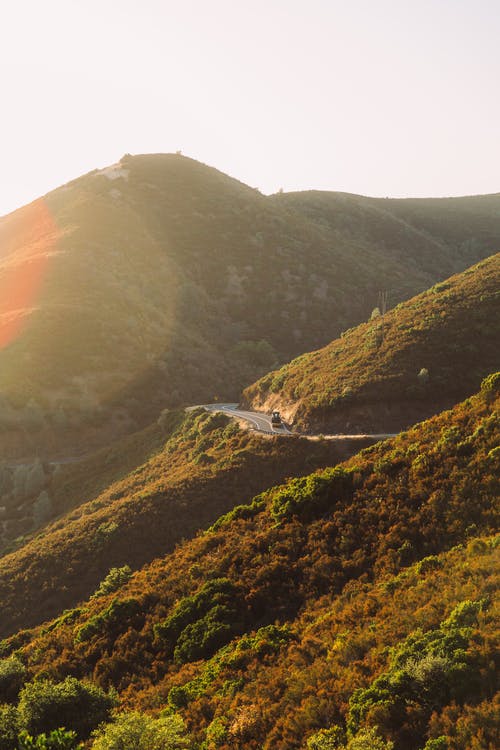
[0,200,60,349]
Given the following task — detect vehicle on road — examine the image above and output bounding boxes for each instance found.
[271,410,282,426]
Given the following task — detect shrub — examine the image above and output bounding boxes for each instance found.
[347,600,484,737]
[270,370,287,393]
[17,728,82,749]
[415,556,442,575]
[203,716,227,748]
[0,655,26,702]
[17,678,116,739]
[422,738,449,750]
[90,566,132,599]
[271,467,357,521]
[345,727,393,749]
[0,704,19,750]
[193,451,215,466]
[307,726,393,750]
[154,578,243,663]
[44,608,84,634]
[307,725,345,748]
[75,598,141,642]
[441,599,483,630]
[168,625,292,709]
[90,711,189,750]
[480,371,500,399]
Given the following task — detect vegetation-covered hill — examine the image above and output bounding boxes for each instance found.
[276,190,500,277]
[1,154,499,458]
[243,254,500,433]
[0,408,363,637]
[1,375,497,750]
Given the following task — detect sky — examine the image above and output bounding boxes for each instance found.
[1,0,499,217]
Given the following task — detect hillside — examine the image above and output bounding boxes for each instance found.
[275,190,500,279]
[243,254,500,433]
[1,375,498,750]
[1,154,499,458]
[0,408,365,637]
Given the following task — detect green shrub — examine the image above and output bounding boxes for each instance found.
[441,599,483,630]
[90,711,189,750]
[168,624,292,709]
[203,716,227,748]
[270,370,287,392]
[193,451,215,466]
[0,704,19,750]
[307,726,393,750]
[307,725,345,749]
[173,608,234,663]
[90,566,132,599]
[422,738,449,750]
[415,556,442,575]
[17,728,82,749]
[345,727,393,749]
[0,655,26,702]
[17,678,116,739]
[154,578,243,663]
[44,609,84,634]
[271,467,357,521]
[347,601,484,736]
[75,598,141,642]
[480,371,500,399]
[207,494,266,532]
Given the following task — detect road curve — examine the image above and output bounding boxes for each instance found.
[199,403,293,435]
[193,404,397,441]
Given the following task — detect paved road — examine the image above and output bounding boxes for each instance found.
[201,403,293,435]
[197,403,397,441]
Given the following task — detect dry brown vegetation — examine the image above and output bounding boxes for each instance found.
[1,376,497,750]
[0,409,362,637]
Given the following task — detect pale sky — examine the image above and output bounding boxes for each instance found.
[1,0,499,217]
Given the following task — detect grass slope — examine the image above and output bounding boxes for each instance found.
[243,254,500,433]
[1,155,499,458]
[2,375,498,750]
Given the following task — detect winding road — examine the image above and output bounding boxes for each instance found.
[200,403,292,435]
[197,404,396,441]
